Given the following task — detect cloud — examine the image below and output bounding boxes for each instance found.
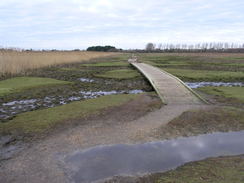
[0,0,244,49]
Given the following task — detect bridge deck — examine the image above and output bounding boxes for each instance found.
[130,61,205,105]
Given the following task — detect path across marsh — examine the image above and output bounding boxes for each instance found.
[129,60,206,105]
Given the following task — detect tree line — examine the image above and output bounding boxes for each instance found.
[86,45,121,52]
[145,42,244,52]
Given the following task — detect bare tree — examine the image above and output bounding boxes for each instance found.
[158,43,162,50]
[155,42,244,52]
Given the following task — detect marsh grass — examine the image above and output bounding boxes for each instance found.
[155,106,244,139]
[156,155,244,183]
[81,61,130,67]
[198,86,244,103]
[138,53,244,72]
[0,94,140,135]
[0,77,71,96]
[95,69,140,79]
[0,50,116,76]
[162,68,244,82]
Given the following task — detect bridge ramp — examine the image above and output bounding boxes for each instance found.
[131,62,205,105]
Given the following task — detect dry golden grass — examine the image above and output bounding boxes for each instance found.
[0,50,117,75]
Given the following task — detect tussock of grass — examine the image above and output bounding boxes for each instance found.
[0,94,140,135]
[162,68,244,82]
[154,107,244,139]
[221,57,244,60]
[0,77,72,96]
[156,155,244,183]
[198,86,244,103]
[95,69,140,79]
[58,67,82,71]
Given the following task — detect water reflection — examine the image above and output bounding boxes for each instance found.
[185,82,244,88]
[65,131,244,183]
[0,90,144,121]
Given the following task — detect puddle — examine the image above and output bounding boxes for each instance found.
[80,90,144,99]
[186,82,244,88]
[0,90,144,122]
[65,131,244,183]
[79,78,95,83]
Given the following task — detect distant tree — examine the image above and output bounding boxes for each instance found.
[87,45,117,52]
[145,43,155,51]
[73,49,80,51]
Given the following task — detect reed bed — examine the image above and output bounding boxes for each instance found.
[0,50,116,75]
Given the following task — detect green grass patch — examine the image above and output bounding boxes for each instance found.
[198,86,244,102]
[143,60,191,67]
[138,54,244,71]
[0,77,72,96]
[0,94,140,135]
[59,67,82,71]
[82,61,130,67]
[155,106,244,140]
[151,63,190,67]
[162,68,244,82]
[222,63,244,67]
[156,155,244,183]
[139,55,192,63]
[221,57,244,61]
[95,69,140,79]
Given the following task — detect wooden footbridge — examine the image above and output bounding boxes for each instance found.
[129,58,207,105]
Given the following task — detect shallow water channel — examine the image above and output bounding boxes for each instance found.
[65,131,244,183]
[0,89,144,122]
[185,82,244,88]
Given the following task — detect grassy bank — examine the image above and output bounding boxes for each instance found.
[155,155,244,183]
[0,94,140,136]
[0,77,72,96]
[162,68,244,82]
[153,106,244,140]
[197,86,244,104]
[95,69,140,79]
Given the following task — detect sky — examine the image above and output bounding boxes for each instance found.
[0,0,244,49]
